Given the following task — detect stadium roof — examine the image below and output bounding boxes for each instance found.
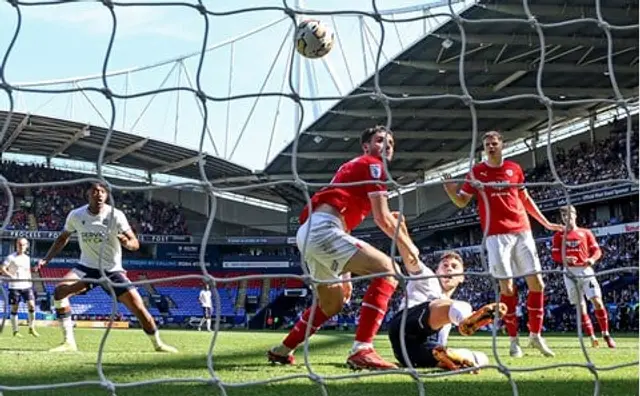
[0,110,298,204]
[257,0,639,199]
[2,0,637,208]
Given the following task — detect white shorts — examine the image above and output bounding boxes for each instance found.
[296,212,362,282]
[485,231,541,279]
[563,266,601,305]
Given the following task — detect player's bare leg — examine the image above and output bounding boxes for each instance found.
[524,274,554,357]
[50,272,90,352]
[578,300,598,347]
[498,279,523,358]
[268,282,345,365]
[27,298,39,337]
[342,245,399,371]
[118,288,178,353]
[10,303,21,337]
[591,296,615,348]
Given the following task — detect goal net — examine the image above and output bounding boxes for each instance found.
[0,1,638,395]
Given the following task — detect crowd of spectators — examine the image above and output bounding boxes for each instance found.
[451,121,639,219]
[0,162,189,235]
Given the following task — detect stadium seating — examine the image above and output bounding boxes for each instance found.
[0,161,189,235]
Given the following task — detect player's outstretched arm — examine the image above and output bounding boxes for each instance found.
[442,173,472,208]
[37,231,72,268]
[369,192,421,273]
[518,189,563,232]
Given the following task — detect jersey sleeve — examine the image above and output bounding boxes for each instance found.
[115,210,132,234]
[551,232,563,263]
[586,230,601,257]
[363,158,388,196]
[63,211,77,233]
[459,170,477,196]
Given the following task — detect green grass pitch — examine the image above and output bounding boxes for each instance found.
[0,327,637,396]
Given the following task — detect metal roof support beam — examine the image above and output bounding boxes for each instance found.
[493,70,528,92]
[305,129,532,140]
[330,108,587,119]
[479,3,636,21]
[74,140,167,166]
[394,60,638,75]
[438,33,638,49]
[1,114,29,152]
[150,154,206,175]
[283,151,462,160]
[367,86,638,97]
[210,171,419,184]
[49,125,90,159]
[103,138,149,164]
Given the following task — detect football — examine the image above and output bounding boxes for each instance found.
[295,19,335,59]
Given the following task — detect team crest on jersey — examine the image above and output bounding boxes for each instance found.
[369,164,382,179]
[506,169,514,177]
[102,218,109,226]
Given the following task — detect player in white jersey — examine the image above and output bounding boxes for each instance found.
[37,182,177,353]
[388,250,506,370]
[0,238,39,337]
[198,284,212,332]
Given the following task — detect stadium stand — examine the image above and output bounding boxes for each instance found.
[0,161,190,235]
[0,117,637,336]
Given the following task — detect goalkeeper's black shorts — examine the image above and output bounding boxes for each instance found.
[387,300,439,368]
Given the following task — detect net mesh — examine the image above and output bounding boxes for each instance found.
[0,1,638,395]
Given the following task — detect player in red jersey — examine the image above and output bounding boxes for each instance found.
[267,125,421,370]
[551,205,615,348]
[443,131,563,358]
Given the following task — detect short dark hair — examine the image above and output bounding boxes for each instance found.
[360,125,392,146]
[440,250,464,266]
[85,181,110,201]
[482,130,503,142]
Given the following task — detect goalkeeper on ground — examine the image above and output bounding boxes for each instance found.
[388,216,505,371]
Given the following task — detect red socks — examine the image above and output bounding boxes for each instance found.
[527,291,544,334]
[500,293,519,337]
[282,305,330,349]
[594,308,609,334]
[581,313,595,338]
[354,278,396,343]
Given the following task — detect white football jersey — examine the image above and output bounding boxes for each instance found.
[2,252,32,290]
[199,290,212,308]
[401,262,445,310]
[401,262,451,347]
[64,204,131,272]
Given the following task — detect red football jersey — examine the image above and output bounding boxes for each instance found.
[460,160,531,236]
[551,228,601,267]
[299,155,387,232]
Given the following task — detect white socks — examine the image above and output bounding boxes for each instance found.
[11,314,18,333]
[28,311,35,329]
[148,330,162,348]
[448,301,473,326]
[61,316,75,344]
[206,319,211,331]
